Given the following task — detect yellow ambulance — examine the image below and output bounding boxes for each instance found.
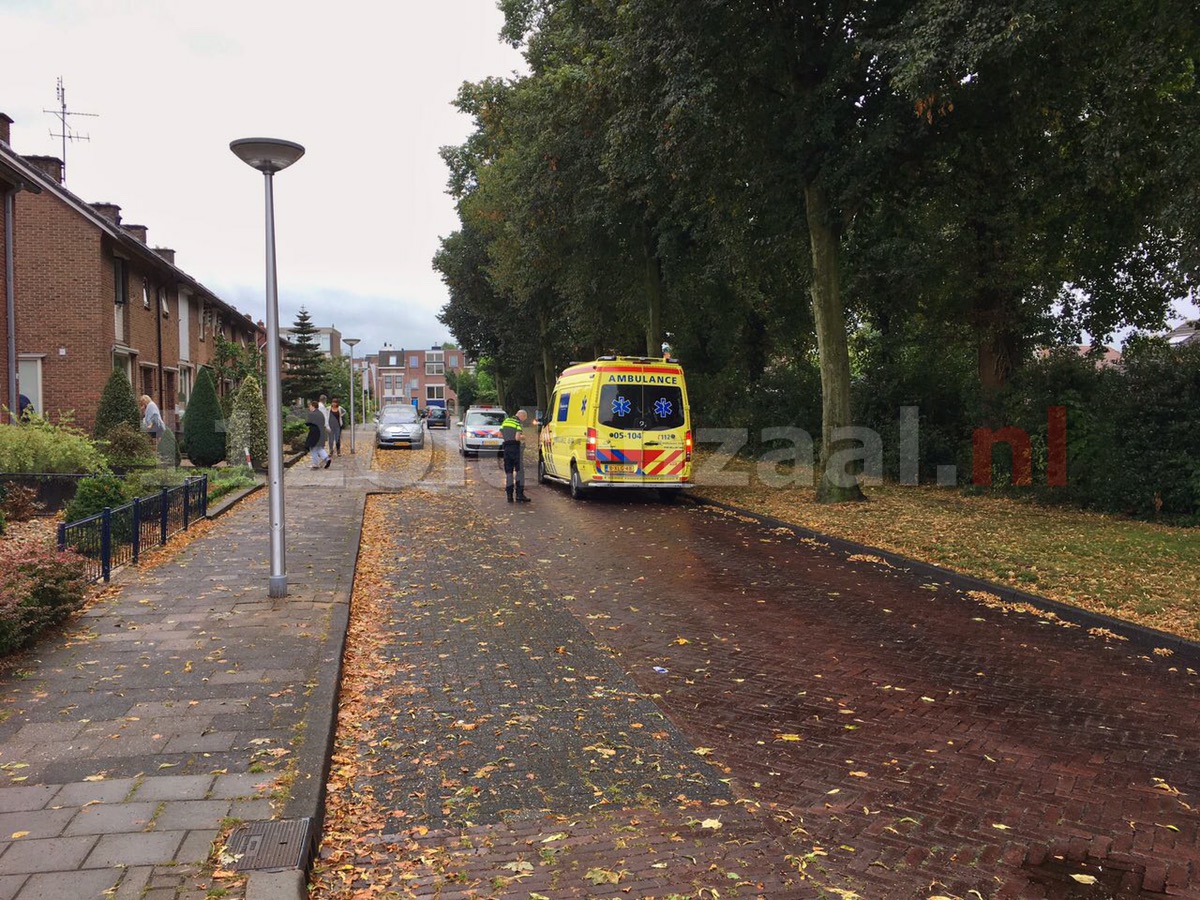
[538,356,693,500]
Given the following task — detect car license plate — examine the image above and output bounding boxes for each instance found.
[484,439,500,446]
[606,464,636,473]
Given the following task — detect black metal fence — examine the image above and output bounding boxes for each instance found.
[57,476,208,583]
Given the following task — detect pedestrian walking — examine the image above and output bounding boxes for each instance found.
[140,394,164,441]
[306,399,332,469]
[318,394,331,450]
[328,398,344,455]
[500,409,531,503]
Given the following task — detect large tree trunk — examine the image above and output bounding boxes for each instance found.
[642,227,663,358]
[973,287,1022,425]
[805,182,865,502]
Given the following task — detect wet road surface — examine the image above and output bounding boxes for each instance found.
[319,431,1200,898]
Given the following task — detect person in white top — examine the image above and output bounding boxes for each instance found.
[139,394,165,441]
[318,394,330,449]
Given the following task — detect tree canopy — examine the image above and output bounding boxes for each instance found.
[435,0,1199,500]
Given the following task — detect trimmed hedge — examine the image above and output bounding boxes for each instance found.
[226,376,269,470]
[183,368,224,467]
[94,368,141,440]
[0,417,108,474]
[0,539,90,656]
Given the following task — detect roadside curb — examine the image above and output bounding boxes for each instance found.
[688,493,1200,666]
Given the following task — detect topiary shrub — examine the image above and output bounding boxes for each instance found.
[225,376,269,470]
[100,422,154,468]
[0,416,108,474]
[183,368,225,467]
[0,539,90,655]
[64,474,132,524]
[93,368,142,440]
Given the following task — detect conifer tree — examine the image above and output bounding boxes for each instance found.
[183,367,225,467]
[225,375,269,470]
[283,307,327,404]
[93,368,141,439]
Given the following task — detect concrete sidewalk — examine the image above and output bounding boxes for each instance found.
[0,428,378,900]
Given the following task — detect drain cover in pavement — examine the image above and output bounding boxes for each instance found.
[227,818,315,871]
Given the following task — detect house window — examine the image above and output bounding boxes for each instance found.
[409,355,419,368]
[112,352,134,389]
[159,287,169,318]
[178,295,191,361]
[141,365,156,399]
[384,375,394,391]
[179,367,193,407]
[389,354,398,366]
[427,385,445,401]
[449,354,459,369]
[17,356,43,415]
[143,280,151,309]
[425,352,444,376]
[113,258,129,305]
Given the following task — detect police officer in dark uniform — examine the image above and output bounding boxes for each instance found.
[500,409,531,502]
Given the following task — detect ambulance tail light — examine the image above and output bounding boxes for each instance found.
[586,427,598,461]
[684,430,693,461]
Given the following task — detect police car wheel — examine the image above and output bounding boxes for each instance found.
[570,464,587,500]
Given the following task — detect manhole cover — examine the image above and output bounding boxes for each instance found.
[227,818,315,872]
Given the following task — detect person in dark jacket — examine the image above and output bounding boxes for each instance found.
[305,400,332,469]
[328,398,344,455]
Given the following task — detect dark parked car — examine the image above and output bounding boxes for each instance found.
[425,407,449,429]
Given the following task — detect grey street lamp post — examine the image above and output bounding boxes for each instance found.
[229,137,305,599]
[344,338,361,453]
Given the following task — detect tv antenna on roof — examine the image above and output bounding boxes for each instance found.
[43,76,98,183]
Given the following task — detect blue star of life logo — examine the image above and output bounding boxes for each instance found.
[612,395,632,417]
[653,397,673,418]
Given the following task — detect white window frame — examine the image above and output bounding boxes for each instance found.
[17,355,44,415]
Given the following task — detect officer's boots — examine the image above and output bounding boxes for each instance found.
[516,492,531,503]
[506,488,514,502]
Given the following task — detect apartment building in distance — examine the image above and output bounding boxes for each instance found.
[282,324,342,358]
[1,112,263,431]
[372,343,469,412]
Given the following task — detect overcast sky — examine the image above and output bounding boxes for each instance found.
[2,2,1194,356]
[2,0,525,355]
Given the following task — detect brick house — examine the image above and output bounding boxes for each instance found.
[372,344,470,413]
[0,112,263,432]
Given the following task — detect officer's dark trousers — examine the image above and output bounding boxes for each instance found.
[503,442,525,497]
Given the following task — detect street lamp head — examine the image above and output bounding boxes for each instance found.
[344,338,361,347]
[230,137,305,173]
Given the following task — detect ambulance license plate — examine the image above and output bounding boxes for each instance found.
[606,464,636,473]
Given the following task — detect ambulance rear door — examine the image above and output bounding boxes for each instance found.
[595,376,688,485]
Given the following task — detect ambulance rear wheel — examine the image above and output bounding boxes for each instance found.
[538,454,548,484]
[569,464,588,501]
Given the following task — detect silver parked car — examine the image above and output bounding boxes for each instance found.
[376,406,424,449]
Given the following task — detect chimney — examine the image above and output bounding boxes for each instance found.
[0,114,12,146]
[121,223,148,243]
[24,155,64,184]
[90,202,121,225]
[153,247,176,265]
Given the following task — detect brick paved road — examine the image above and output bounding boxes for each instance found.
[321,432,1200,898]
